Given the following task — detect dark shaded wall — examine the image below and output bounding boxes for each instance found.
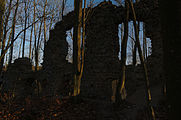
[2,58,34,100]
[80,2,120,101]
[42,15,74,96]
[144,1,164,85]
[159,0,181,118]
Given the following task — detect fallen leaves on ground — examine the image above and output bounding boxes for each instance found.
[0,94,168,120]
[0,95,96,120]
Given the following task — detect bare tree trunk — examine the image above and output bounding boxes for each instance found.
[43,0,47,51]
[132,0,140,66]
[29,25,33,58]
[22,0,27,58]
[6,28,12,50]
[49,13,54,30]
[19,37,23,58]
[143,23,147,59]
[131,23,134,64]
[0,0,13,69]
[115,0,129,104]
[121,23,124,41]
[33,0,37,70]
[132,43,137,65]
[35,21,43,71]
[3,28,12,68]
[31,45,34,63]
[19,23,24,58]
[73,0,82,96]
[1,0,12,42]
[78,0,86,95]
[61,0,66,19]
[0,0,5,43]
[128,0,155,120]
[9,0,19,64]
[0,0,5,75]
[0,19,39,63]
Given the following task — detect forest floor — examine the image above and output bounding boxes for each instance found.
[0,83,168,120]
[116,83,168,120]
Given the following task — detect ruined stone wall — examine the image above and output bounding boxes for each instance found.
[42,0,163,100]
[42,18,73,96]
[125,0,164,88]
[144,1,164,85]
[2,58,35,100]
[125,4,164,97]
[80,2,120,101]
[0,0,163,105]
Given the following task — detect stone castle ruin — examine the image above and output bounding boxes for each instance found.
[1,0,163,103]
[42,0,163,101]
[1,58,36,100]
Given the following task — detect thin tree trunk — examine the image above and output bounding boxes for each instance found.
[121,23,124,41]
[143,23,147,59]
[49,13,54,30]
[19,23,24,58]
[128,0,156,120]
[131,23,134,64]
[31,45,35,63]
[132,0,140,66]
[33,0,37,70]
[22,0,27,57]
[115,0,129,104]
[73,0,82,96]
[29,25,33,58]
[0,0,6,75]
[0,0,13,68]
[0,25,5,74]
[78,0,86,95]
[1,0,13,45]
[0,0,5,43]
[61,0,66,19]
[9,0,19,64]
[0,19,39,63]
[133,42,137,65]
[3,28,12,69]
[35,21,43,71]
[19,37,23,58]
[6,28,12,50]
[43,0,47,51]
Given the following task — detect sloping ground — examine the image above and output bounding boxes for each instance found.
[0,92,168,120]
[115,82,168,120]
[0,63,168,120]
[0,96,95,120]
[0,67,167,120]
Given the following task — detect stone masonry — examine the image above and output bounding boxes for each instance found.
[42,0,163,102]
[80,2,120,102]
[42,13,75,96]
[2,58,35,100]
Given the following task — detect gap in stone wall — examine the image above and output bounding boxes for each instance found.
[65,27,86,63]
[118,22,152,65]
[66,28,73,63]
